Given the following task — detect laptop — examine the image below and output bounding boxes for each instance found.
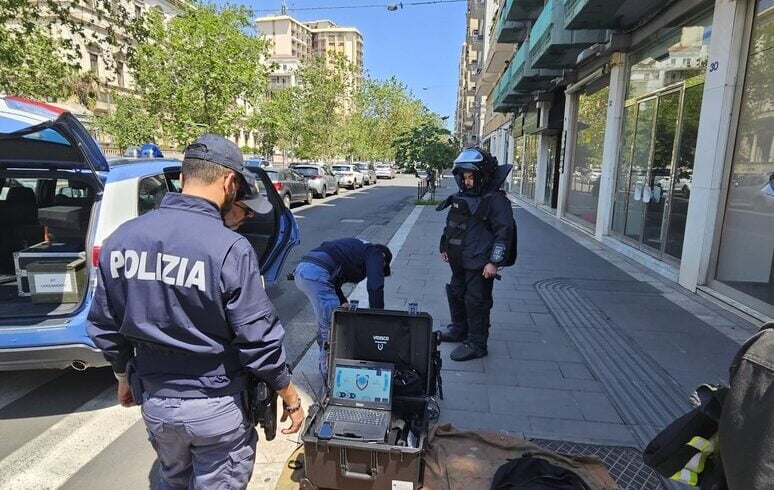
[318,359,394,442]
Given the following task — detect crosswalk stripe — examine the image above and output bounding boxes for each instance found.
[0,370,63,411]
[0,385,141,490]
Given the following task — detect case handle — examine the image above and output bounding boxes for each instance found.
[339,448,378,481]
[348,300,359,311]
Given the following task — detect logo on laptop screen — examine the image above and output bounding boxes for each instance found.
[355,373,369,391]
[373,335,390,351]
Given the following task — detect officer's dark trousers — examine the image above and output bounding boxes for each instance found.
[141,393,257,490]
[446,261,494,351]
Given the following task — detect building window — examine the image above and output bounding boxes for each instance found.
[89,53,99,76]
[610,11,712,259]
[566,83,609,230]
[713,0,774,317]
[116,61,124,87]
[135,4,142,17]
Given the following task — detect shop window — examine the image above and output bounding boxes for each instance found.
[567,84,609,229]
[511,135,524,195]
[611,11,711,260]
[713,0,774,317]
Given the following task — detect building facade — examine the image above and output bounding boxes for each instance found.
[455,0,486,147]
[466,0,774,321]
[256,15,364,89]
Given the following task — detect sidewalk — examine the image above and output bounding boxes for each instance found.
[255,178,759,488]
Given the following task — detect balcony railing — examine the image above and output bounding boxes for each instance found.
[529,0,608,69]
[563,0,670,30]
[492,40,561,113]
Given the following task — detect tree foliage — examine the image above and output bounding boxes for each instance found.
[0,0,149,100]
[129,4,273,146]
[94,94,157,151]
[393,122,458,172]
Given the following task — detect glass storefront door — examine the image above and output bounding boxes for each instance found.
[610,11,712,261]
[511,135,525,194]
[522,134,538,201]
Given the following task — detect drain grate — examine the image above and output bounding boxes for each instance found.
[531,438,667,490]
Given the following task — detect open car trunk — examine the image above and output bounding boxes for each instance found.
[0,171,97,319]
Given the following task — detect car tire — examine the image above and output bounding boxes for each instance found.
[283,194,291,209]
[305,190,313,205]
[333,185,339,195]
[321,185,327,197]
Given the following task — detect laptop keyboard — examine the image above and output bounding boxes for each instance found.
[327,407,386,425]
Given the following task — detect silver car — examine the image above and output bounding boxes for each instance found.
[293,164,339,197]
[355,162,377,185]
[332,164,364,189]
[375,163,395,179]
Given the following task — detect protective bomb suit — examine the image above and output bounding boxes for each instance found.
[436,147,516,362]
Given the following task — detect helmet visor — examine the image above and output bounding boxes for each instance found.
[453,148,485,165]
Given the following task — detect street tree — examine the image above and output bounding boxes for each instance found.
[393,121,458,173]
[129,4,272,146]
[0,0,148,100]
[94,94,157,151]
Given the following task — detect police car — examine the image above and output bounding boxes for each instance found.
[0,96,300,371]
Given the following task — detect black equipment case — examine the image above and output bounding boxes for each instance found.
[301,305,442,490]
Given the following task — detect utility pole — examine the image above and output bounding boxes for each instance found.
[281,0,287,15]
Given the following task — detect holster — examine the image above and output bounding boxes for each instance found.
[125,359,144,406]
[244,376,278,441]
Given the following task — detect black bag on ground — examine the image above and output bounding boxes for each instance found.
[490,456,590,489]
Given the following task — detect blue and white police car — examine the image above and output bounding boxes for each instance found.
[0,96,300,371]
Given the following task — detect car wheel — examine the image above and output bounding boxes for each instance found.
[333,185,339,195]
[283,194,291,209]
[321,185,327,197]
[305,190,313,205]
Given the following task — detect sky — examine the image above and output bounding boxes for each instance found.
[221,0,469,129]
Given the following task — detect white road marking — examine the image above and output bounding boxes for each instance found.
[0,370,63,411]
[0,386,142,490]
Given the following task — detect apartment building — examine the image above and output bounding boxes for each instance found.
[51,0,184,127]
[466,0,773,321]
[455,0,486,147]
[256,14,364,90]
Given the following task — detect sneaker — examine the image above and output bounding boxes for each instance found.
[450,343,487,362]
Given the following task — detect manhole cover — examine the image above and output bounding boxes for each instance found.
[340,219,365,223]
[530,439,666,490]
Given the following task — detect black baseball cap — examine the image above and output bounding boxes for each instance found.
[184,134,272,214]
[374,244,392,277]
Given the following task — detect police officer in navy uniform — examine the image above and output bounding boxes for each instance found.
[437,147,515,362]
[294,238,392,380]
[87,134,304,490]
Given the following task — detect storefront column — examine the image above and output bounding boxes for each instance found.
[679,0,751,291]
[534,101,552,206]
[595,52,628,240]
[556,92,578,219]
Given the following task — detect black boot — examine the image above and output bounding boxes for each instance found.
[439,325,466,343]
[450,342,487,362]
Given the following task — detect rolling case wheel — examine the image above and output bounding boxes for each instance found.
[300,477,318,489]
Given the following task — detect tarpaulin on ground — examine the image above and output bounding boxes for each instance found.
[422,424,618,490]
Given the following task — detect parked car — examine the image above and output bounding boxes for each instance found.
[0,95,300,371]
[245,156,271,169]
[259,166,314,208]
[355,162,377,185]
[375,163,396,179]
[293,164,339,197]
[332,163,364,189]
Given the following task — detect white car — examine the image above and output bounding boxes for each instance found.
[375,163,396,179]
[332,164,364,189]
[0,96,300,371]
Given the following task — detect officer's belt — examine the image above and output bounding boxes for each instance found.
[133,342,248,396]
[300,252,338,276]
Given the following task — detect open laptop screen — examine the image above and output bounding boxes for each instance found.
[331,360,393,409]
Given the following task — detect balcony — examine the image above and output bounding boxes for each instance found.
[502,0,545,21]
[529,0,608,69]
[467,31,484,47]
[495,4,530,43]
[492,41,560,113]
[478,41,516,97]
[468,0,485,17]
[564,0,670,30]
